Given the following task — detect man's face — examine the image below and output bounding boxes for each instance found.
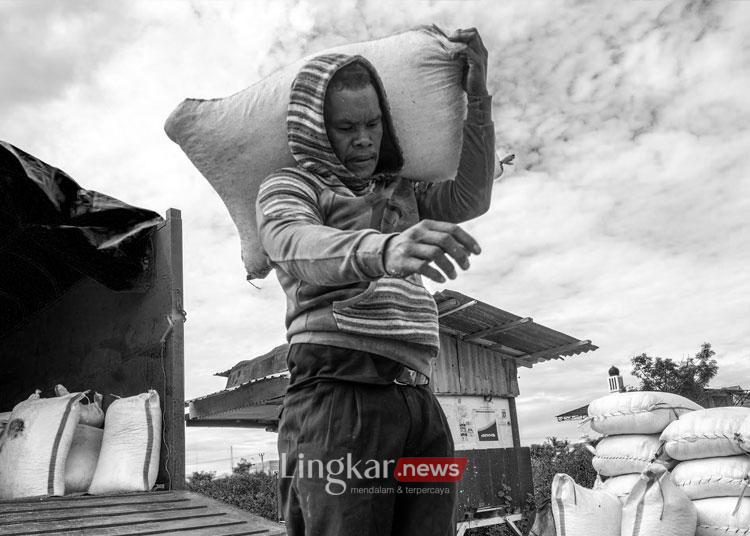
[324,84,383,179]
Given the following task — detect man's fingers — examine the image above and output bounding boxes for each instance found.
[418,264,446,284]
[448,28,487,55]
[433,254,458,280]
[407,243,461,277]
[418,220,482,255]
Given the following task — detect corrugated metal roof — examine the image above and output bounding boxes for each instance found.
[434,289,597,368]
[555,404,589,421]
[186,376,288,428]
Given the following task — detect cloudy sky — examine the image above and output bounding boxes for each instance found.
[2,0,748,476]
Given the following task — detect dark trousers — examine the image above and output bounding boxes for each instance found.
[277,362,456,535]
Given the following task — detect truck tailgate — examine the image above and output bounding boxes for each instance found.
[0,490,286,535]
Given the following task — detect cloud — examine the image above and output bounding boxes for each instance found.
[2,0,748,473]
[0,1,142,111]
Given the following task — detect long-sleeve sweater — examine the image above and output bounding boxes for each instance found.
[256,53,495,378]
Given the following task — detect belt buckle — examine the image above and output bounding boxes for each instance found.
[394,369,422,386]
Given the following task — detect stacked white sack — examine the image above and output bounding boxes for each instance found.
[588,391,702,436]
[660,407,750,461]
[693,498,750,536]
[588,392,701,504]
[592,434,664,477]
[672,455,750,500]
[661,407,750,536]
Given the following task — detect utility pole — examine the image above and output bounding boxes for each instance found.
[230,445,234,473]
[259,452,264,473]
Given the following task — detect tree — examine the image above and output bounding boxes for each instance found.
[233,457,254,475]
[630,342,718,404]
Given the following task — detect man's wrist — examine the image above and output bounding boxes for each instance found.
[466,94,493,125]
[381,234,399,277]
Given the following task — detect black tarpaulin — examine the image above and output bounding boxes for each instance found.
[0,141,163,334]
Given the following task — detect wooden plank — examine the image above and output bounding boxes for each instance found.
[507,397,521,448]
[462,318,533,342]
[0,491,285,536]
[438,300,477,318]
[164,209,186,489]
[0,495,189,517]
[0,500,204,525]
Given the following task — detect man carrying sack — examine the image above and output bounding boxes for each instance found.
[257,28,495,536]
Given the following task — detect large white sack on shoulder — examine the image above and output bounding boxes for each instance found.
[64,424,103,493]
[621,464,697,536]
[551,473,621,536]
[55,385,104,428]
[0,393,82,499]
[672,455,750,500]
[594,473,642,504]
[164,25,494,279]
[661,407,750,461]
[88,390,161,494]
[592,434,663,477]
[694,497,750,536]
[588,391,702,435]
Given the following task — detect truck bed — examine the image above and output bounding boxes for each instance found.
[0,490,286,535]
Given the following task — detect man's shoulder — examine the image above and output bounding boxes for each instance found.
[260,167,327,199]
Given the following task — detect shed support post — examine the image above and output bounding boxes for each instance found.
[508,396,521,448]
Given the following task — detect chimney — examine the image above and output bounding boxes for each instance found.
[608,365,625,393]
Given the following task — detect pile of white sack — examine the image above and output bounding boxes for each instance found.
[552,391,704,535]
[550,392,750,536]
[664,406,750,536]
[0,385,161,499]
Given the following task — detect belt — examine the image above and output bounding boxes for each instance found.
[393,367,430,386]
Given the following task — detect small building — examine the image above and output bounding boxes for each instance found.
[187,289,597,532]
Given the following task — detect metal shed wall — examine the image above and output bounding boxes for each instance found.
[431,333,519,397]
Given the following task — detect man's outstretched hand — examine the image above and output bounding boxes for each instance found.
[383,219,481,283]
[448,27,489,98]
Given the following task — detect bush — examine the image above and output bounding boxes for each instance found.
[187,470,279,521]
[530,437,596,507]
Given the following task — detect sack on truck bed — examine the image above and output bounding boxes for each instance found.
[587,391,702,435]
[660,407,750,461]
[621,464,697,536]
[64,424,104,494]
[164,25,501,280]
[551,473,621,536]
[592,434,664,477]
[694,497,750,536]
[55,385,104,428]
[88,390,161,494]
[0,392,83,499]
[672,455,750,500]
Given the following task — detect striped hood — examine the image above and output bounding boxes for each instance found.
[287,54,404,194]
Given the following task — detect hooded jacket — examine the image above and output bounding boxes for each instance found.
[257,53,495,377]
